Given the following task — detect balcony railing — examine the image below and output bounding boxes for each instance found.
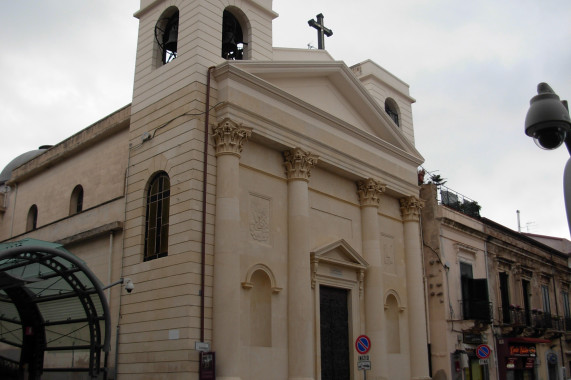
[499,306,526,326]
[499,307,564,332]
[460,300,492,322]
[565,317,571,332]
[437,186,481,219]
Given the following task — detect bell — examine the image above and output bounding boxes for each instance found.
[163,24,178,52]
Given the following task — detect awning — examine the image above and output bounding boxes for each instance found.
[504,337,552,344]
[0,238,111,378]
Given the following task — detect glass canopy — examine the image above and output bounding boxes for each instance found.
[0,239,111,379]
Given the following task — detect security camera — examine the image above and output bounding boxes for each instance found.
[124,278,134,293]
[525,83,571,150]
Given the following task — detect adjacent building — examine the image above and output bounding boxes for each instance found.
[421,183,571,380]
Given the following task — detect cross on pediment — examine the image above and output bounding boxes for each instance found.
[308,13,333,50]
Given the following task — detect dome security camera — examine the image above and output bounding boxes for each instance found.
[525,83,571,150]
[124,278,134,293]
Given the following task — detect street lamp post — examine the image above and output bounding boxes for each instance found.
[524,83,571,236]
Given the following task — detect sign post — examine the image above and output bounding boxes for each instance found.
[355,335,371,379]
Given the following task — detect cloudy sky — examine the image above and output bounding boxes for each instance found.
[1,1,571,238]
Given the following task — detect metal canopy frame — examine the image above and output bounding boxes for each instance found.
[0,239,111,379]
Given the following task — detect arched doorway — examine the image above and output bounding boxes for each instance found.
[0,239,111,379]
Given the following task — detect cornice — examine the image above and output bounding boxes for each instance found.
[217,101,420,198]
[213,61,423,163]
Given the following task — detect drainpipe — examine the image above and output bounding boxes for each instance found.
[484,239,500,380]
[9,183,18,238]
[200,66,216,343]
[551,252,565,377]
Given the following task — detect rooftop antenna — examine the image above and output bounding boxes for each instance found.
[517,210,521,232]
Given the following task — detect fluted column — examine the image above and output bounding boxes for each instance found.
[400,196,430,380]
[212,119,252,380]
[284,148,318,380]
[357,178,387,380]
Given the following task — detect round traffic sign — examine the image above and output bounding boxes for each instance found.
[476,344,491,359]
[355,335,371,354]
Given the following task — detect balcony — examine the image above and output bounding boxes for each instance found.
[532,311,563,331]
[565,317,571,332]
[500,307,564,338]
[461,300,492,323]
[499,306,526,326]
[438,186,481,219]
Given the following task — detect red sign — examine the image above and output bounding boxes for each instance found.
[355,335,371,354]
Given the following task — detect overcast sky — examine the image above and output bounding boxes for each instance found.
[1,1,570,239]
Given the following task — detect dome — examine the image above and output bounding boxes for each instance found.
[0,146,51,185]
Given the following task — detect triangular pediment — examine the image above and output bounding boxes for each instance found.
[311,239,368,269]
[223,60,422,159]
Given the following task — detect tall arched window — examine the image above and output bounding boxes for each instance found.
[70,185,84,215]
[385,98,400,127]
[27,204,38,231]
[144,172,170,261]
[155,7,179,65]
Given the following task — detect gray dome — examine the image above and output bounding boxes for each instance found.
[0,146,50,185]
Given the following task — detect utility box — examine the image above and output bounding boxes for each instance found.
[199,352,215,380]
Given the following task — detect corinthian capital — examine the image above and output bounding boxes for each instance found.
[283,148,318,181]
[400,196,425,222]
[212,118,253,157]
[357,178,386,207]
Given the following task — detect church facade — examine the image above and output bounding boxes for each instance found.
[0,1,429,379]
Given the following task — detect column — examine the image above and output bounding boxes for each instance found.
[357,178,387,379]
[284,147,318,380]
[400,196,431,380]
[212,118,252,380]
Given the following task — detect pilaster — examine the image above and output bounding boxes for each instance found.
[357,178,387,379]
[400,196,431,380]
[284,147,318,380]
[212,118,252,380]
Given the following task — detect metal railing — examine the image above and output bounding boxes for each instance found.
[437,186,481,219]
[460,300,493,322]
[499,306,565,331]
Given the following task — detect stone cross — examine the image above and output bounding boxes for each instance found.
[308,13,333,50]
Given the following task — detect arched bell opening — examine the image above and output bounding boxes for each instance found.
[222,8,249,60]
[155,7,179,65]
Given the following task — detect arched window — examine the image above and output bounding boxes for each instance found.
[222,9,245,60]
[70,185,84,215]
[144,172,170,261]
[27,205,38,231]
[385,98,400,127]
[155,7,179,65]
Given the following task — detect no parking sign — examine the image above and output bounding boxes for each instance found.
[476,344,491,360]
[355,335,371,354]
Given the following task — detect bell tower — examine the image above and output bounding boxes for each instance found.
[120,2,277,378]
[130,0,277,114]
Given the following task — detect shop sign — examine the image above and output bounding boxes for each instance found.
[463,333,484,345]
[506,358,517,369]
[525,358,535,369]
[509,345,536,357]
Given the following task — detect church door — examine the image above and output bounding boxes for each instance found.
[320,286,350,380]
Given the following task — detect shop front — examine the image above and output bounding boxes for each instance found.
[496,337,551,380]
